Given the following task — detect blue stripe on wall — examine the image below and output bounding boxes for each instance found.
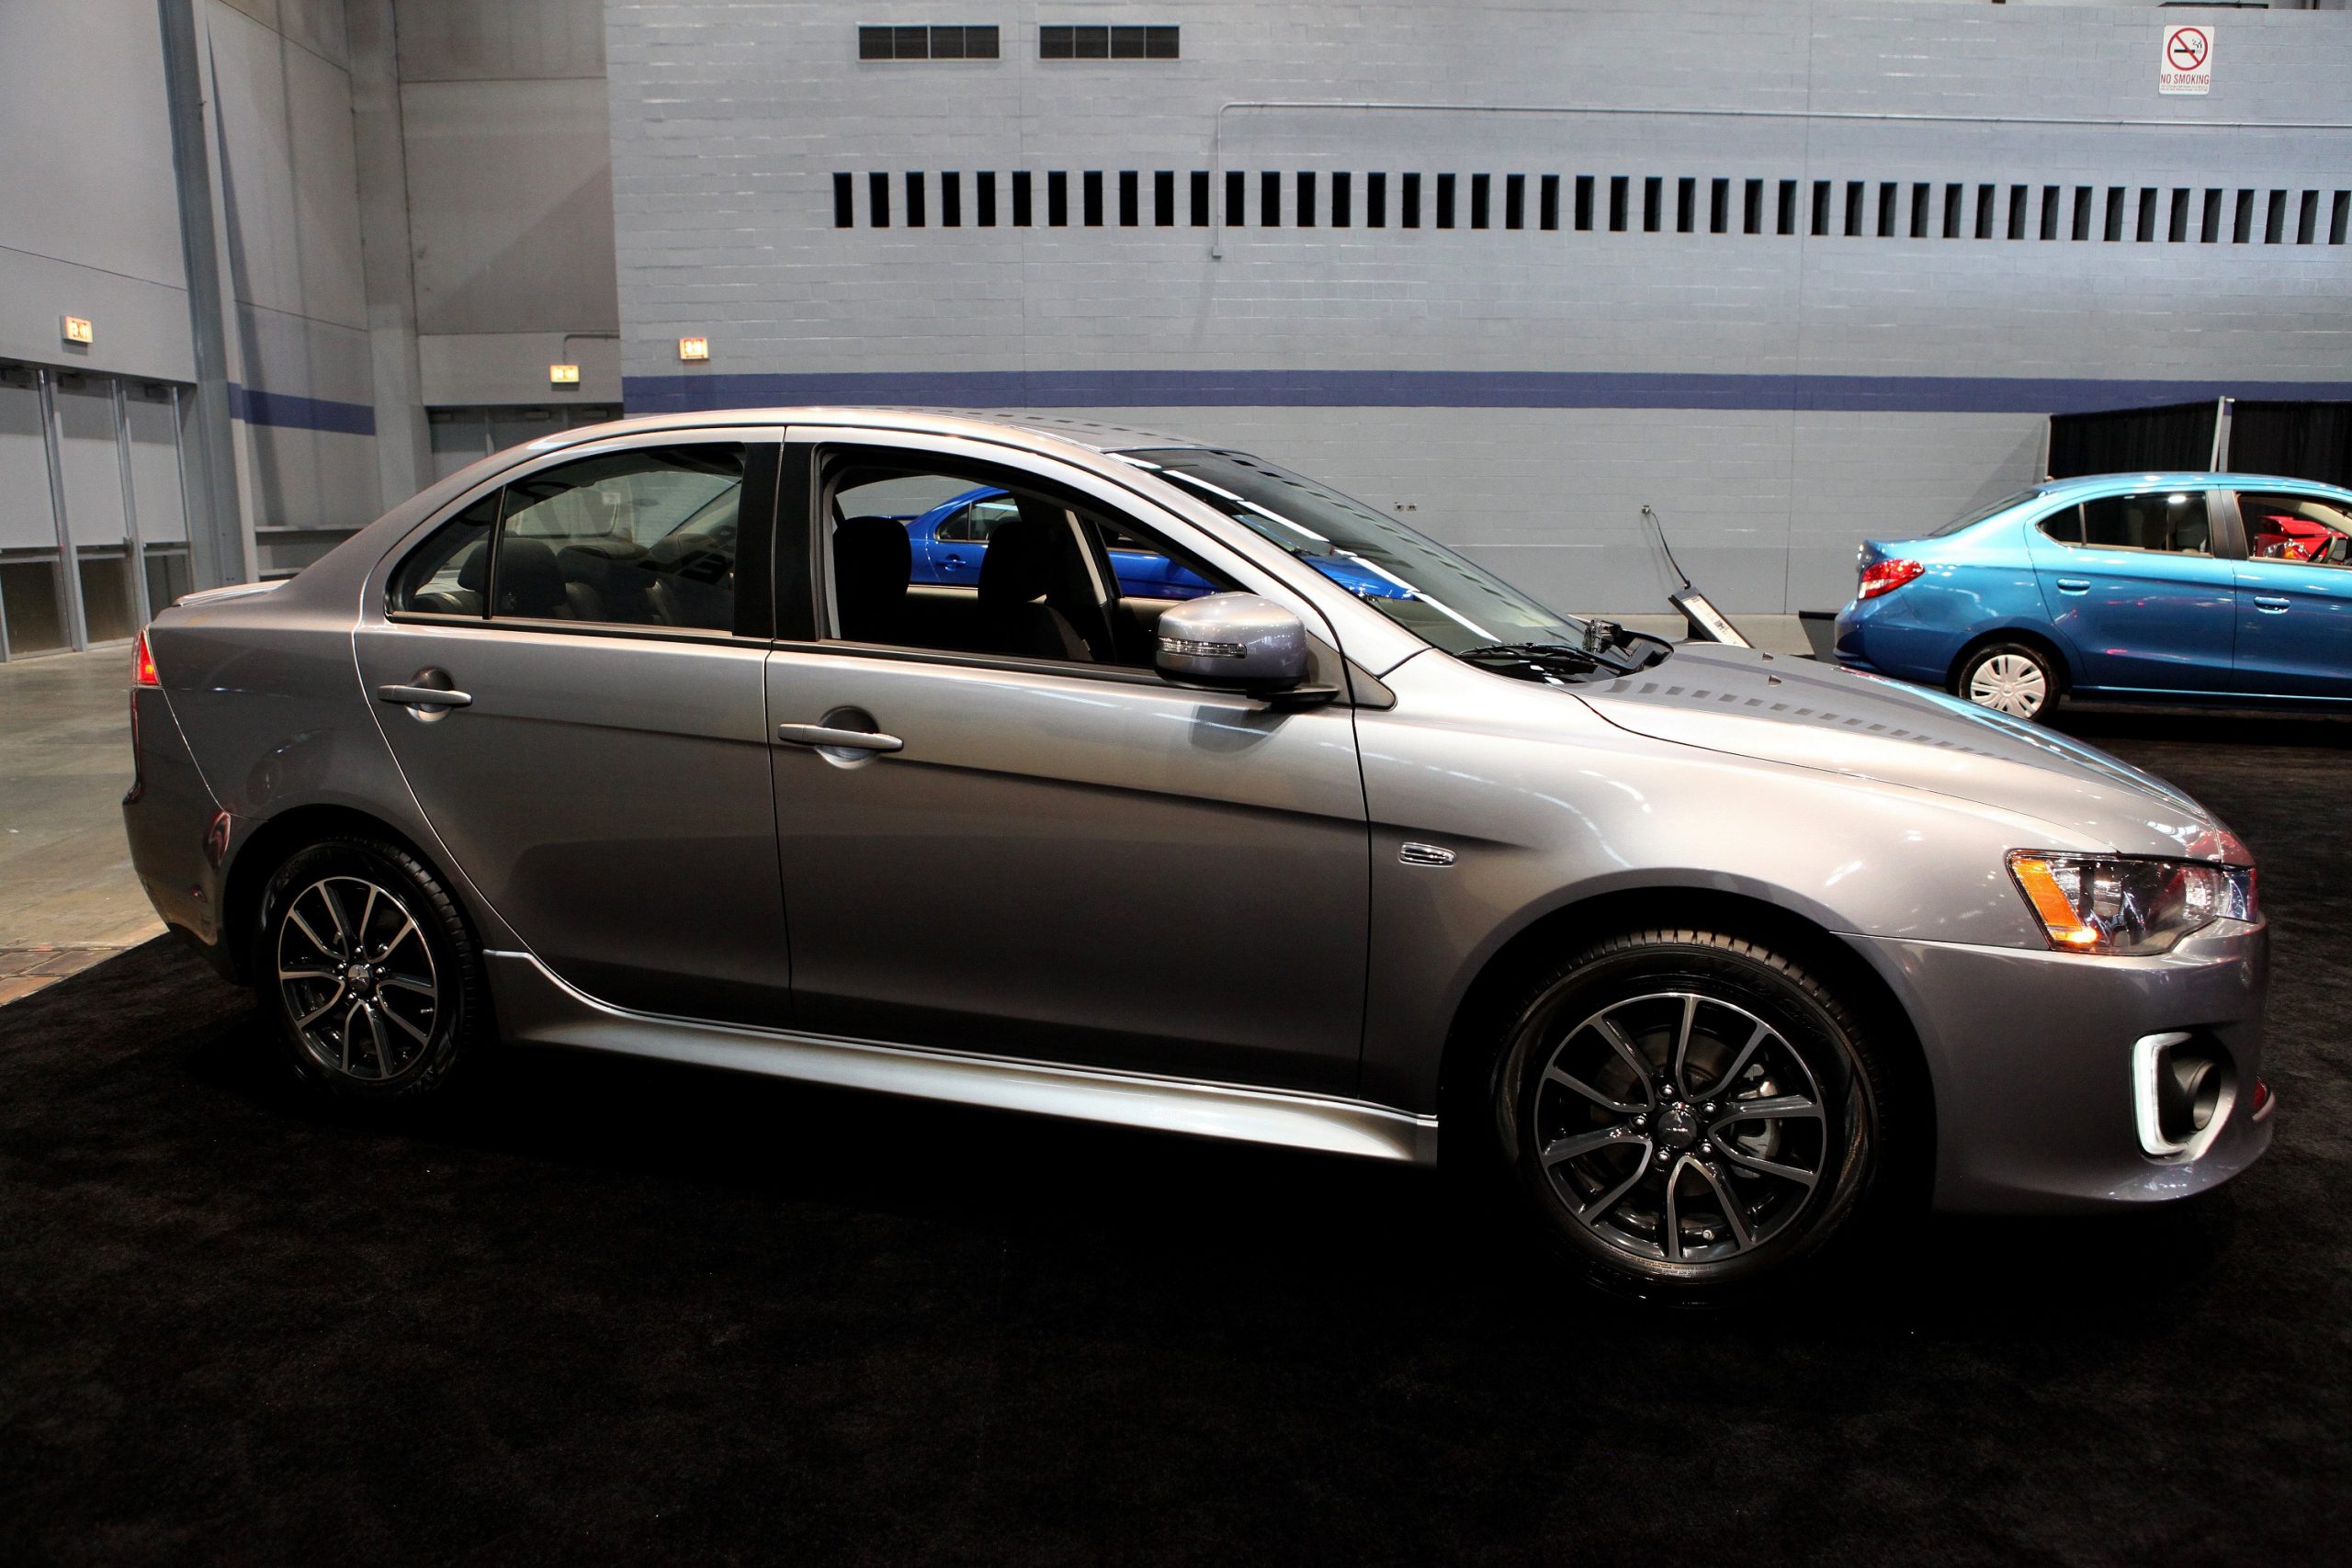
[622,368,2352,418]
[227,384,376,435]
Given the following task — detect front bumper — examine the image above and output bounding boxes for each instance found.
[1853,920,2270,1213]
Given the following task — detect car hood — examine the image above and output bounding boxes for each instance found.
[1575,645,2235,859]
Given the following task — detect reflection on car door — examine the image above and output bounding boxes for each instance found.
[355,433,793,1026]
[2229,489,2352,699]
[763,649,1371,1094]
[2027,489,2234,694]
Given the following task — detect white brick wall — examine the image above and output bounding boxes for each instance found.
[604,0,2352,611]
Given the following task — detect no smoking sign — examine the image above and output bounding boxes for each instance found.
[2160,23,2213,96]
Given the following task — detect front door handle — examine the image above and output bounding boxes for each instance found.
[2055,578,2090,594]
[377,682,472,708]
[2253,595,2290,613]
[776,722,903,753]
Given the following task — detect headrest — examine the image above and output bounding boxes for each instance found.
[835,515,912,584]
[977,515,1057,606]
[455,539,488,592]
[493,536,567,617]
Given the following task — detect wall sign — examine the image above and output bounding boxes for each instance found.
[2161,24,2212,96]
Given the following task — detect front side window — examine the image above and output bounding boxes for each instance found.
[2041,491,2212,555]
[826,454,1234,666]
[1125,447,1589,656]
[2237,491,2352,568]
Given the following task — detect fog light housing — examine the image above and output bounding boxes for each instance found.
[2132,1032,2236,1159]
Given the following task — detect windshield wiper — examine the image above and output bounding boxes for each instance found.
[1455,640,1642,679]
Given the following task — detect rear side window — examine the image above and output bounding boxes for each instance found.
[935,495,1018,543]
[389,445,747,631]
[388,493,497,615]
[2041,491,2211,555]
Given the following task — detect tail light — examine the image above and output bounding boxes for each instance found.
[1858,558,1924,600]
[132,628,160,687]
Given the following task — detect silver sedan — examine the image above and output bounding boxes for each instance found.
[122,410,2273,1297]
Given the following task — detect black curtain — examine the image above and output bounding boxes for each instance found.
[2227,401,2352,490]
[2046,401,2218,479]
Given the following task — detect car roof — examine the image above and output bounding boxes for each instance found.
[514,406,1205,462]
[2032,470,2352,500]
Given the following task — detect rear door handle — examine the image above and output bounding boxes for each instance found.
[2253,596,2290,613]
[776,723,903,753]
[2054,578,2090,594]
[377,682,472,708]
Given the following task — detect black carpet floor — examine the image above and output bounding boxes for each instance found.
[3,708,2347,1568]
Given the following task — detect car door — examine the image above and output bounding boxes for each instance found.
[2025,486,2234,694]
[353,429,794,1026]
[764,431,1371,1096]
[2226,487,2352,699]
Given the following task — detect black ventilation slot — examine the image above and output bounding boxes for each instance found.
[826,167,2352,251]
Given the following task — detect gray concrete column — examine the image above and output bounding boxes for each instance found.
[155,0,247,590]
[345,0,433,513]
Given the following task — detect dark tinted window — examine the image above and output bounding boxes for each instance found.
[2038,491,2213,553]
[2075,491,2211,554]
[389,492,498,615]
[485,445,745,630]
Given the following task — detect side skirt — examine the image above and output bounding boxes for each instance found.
[485,951,1440,1165]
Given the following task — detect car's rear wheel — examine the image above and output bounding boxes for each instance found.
[1493,930,1883,1299]
[1955,640,2057,722]
[255,836,486,1101]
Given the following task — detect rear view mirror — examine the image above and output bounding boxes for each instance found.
[1155,593,1317,697]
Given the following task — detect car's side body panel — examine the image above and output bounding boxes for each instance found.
[763,645,1372,1095]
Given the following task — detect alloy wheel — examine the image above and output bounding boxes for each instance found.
[1532,991,1828,1266]
[1966,652,2048,718]
[274,875,440,1082]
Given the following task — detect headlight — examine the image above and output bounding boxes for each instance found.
[2007,852,2257,955]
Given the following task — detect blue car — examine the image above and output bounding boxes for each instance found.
[903,486,1411,601]
[1833,471,2352,721]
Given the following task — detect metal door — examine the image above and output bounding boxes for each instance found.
[2228,488,2352,699]
[2028,488,2234,694]
[353,430,792,1025]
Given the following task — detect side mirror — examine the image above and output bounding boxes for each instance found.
[1155,592,1326,700]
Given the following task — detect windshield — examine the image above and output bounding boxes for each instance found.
[1931,489,2042,537]
[1121,447,1589,655]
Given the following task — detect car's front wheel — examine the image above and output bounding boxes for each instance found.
[254,835,487,1101]
[1493,929,1883,1299]
[1955,640,2058,722]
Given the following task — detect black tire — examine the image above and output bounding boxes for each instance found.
[1951,639,2059,724]
[254,835,487,1102]
[1492,929,1885,1300]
